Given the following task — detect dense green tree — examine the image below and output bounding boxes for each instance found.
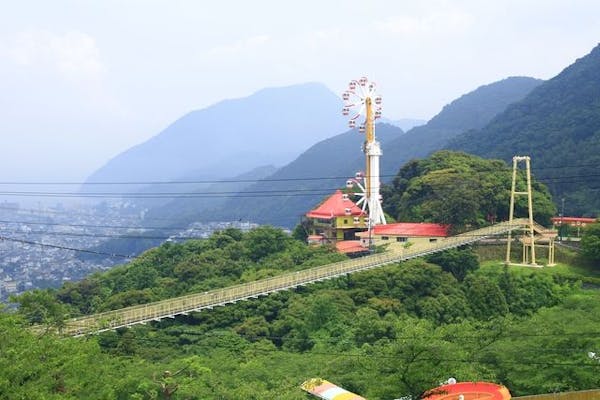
[463,275,509,319]
[12,289,70,329]
[243,225,291,261]
[581,222,600,265]
[426,246,480,281]
[382,151,556,230]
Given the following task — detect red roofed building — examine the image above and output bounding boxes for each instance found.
[335,240,367,254]
[356,222,450,249]
[551,216,597,238]
[305,190,367,242]
[551,216,597,226]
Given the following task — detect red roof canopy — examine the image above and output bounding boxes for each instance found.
[422,381,511,400]
[357,222,450,237]
[306,190,364,219]
[335,240,366,254]
[551,217,597,224]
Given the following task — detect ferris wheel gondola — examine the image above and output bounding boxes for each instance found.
[342,78,383,130]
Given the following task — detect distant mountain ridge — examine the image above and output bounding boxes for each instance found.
[191,123,404,228]
[449,44,600,216]
[184,76,543,228]
[380,76,543,178]
[84,82,348,186]
[384,118,427,131]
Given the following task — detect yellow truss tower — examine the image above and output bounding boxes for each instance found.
[505,155,537,266]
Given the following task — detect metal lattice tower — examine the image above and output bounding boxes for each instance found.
[505,156,537,266]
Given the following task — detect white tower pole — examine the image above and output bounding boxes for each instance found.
[342,77,386,229]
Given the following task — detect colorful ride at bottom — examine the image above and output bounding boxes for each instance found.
[301,378,511,400]
[422,381,511,400]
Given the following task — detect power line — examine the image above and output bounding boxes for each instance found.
[0,218,199,231]
[0,172,599,199]
[0,205,176,223]
[0,236,134,259]
[0,228,207,241]
[0,162,597,186]
[0,226,571,258]
[0,190,335,199]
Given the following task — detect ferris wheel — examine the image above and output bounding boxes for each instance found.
[341,76,387,227]
[346,172,368,213]
[342,77,382,132]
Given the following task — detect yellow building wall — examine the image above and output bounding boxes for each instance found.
[372,235,443,250]
[334,216,367,229]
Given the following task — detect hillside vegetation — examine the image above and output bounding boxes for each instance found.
[382,151,556,229]
[449,45,600,217]
[381,76,542,178]
[8,223,600,398]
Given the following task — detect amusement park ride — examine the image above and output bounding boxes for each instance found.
[343,77,387,229]
[301,377,513,400]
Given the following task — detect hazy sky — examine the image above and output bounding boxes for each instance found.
[1,0,599,181]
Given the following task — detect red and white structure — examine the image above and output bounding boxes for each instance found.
[343,77,386,229]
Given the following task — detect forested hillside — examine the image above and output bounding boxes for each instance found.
[449,44,600,217]
[381,76,542,177]
[7,225,600,399]
[381,151,556,229]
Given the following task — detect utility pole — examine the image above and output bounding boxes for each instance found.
[560,197,565,241]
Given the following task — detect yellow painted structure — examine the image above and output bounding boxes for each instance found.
[306,190,367,242]
[301,378,366,400]
[359,234,445,251]
[506,156,557,267]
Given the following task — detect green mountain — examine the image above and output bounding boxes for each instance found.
[448,45,600,217]
[83,83,347,189]
[191,76,542,228]
[192,123,404,228]
[380,76,543,177]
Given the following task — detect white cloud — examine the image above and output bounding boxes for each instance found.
[207,35,271,59]
[375,9,473,36]
[5,30,105,82]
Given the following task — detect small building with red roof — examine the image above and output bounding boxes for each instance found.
[551,216,597,227]
[305,190,367,242]
[335,240,367,255]
[356,222,450,249]
[551,216,597,238]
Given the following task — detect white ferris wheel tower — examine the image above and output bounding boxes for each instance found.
[342,77,387,227]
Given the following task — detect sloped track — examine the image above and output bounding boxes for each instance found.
[60,219,530,336]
